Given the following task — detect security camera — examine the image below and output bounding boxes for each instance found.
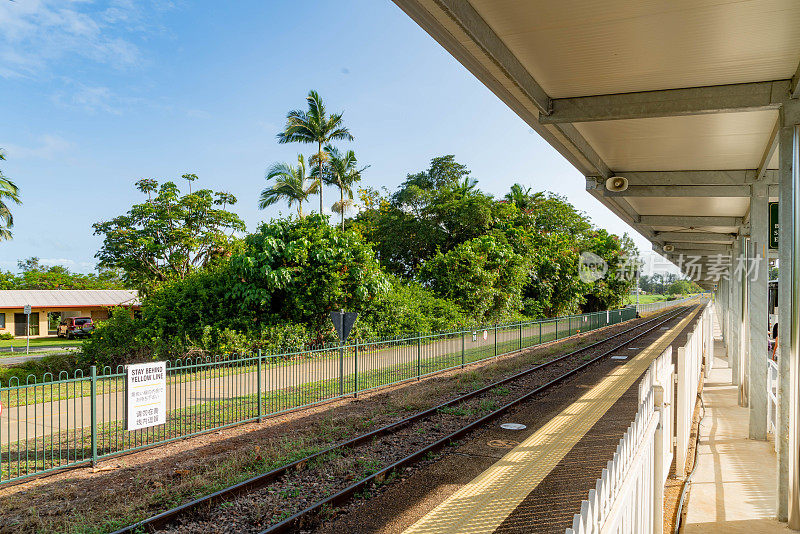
[605,176,629,192]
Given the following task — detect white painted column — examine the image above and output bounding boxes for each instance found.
[776,120,798,524]
[730,238,742,387]
[739,235,751,407]
[749,182,769,438]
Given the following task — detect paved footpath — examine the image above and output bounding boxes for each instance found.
[683,331,791,532]
[1,322,566,442]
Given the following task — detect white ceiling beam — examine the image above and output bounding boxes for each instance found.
[666,244,732,254]
[605,185,751,198]
[791,60,800,99]
[427,0,551,115]
[757,119,780,181]
[655,232,736,243]
[539,80,789,124]
[616,170,757,186]
[639,215,743,227]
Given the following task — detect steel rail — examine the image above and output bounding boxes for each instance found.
[257,304,695,534]
[113,303,696,534]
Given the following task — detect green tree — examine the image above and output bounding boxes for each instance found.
[93,176,246,288]
[580,231,638,312]
[277,90,353,215]
[230,215,389,337]
[420,235,527,322]
[504,183,537,211]
[0,150,21,241]
[0,257,125,290]
[319,145,367,229]
[667,278,701,296]
[259,155,317,217]
[354,156,495,276]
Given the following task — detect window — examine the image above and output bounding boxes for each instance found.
[0,313,5,329]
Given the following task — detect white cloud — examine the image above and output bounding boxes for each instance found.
[1,134,75,160]
[0,0,168,79]
[39,258,76,268]
[186,108,212,119]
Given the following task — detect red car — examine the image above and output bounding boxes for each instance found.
[57,317,95,339]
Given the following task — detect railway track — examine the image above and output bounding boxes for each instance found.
[114,303,697,534]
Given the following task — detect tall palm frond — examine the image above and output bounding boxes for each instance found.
[259,155,317,217]
[0,151,21,241]
[505,183,538,210]
[277,90,354,215]
[331,198,357,218]
[319,145,368,229]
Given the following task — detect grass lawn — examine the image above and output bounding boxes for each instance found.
[624,294,667,305]
[0,337,84,349]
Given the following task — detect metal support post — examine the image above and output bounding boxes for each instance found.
[494,324,498,357]
[739,236,750,407]
[338,345,344,396]
[749,183,769,439]
[787,123,800,528]
[461,331,465,368]
[257,349,263,421]
[354,341,359,398]
[417,336,422,379]
[90,365,98,466]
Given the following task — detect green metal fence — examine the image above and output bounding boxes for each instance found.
[0,305,641,484]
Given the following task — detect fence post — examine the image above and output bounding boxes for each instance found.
[494,324,498,358]
[539,321,542,345]
[519,323,523,351]
[461,331,465,368]
[354,340,359,398]
[90,365,98,467]
[417,336,422,379]
[555,318,559,340]
[257,349,263,422]
[653,395,665,534]
[339,344,344,396]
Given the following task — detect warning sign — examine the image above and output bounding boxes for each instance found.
[126,362,166,431]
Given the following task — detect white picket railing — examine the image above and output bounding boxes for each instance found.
[675,303,712,470]
[767,358,778,442]
[567,301,713,534]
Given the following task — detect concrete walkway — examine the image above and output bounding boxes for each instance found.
[683,335,791,532]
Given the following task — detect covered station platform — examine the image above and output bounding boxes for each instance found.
[391,1,800,531]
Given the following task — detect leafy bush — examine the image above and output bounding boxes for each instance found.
[143,263,245,347]
[0,353,81,385]
[230,215,390,338]
[79,311,152,368]
[357,277,469,338]
[420,235,527,322]
[0,332,13,340]
[199,326,251,356]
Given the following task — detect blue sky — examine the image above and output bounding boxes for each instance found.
[0,0,662,275]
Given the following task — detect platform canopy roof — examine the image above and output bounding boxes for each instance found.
[0,290,141,309]
[393,0,800,288]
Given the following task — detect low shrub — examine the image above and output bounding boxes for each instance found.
[0,332,13,340]
[79,311,152,368]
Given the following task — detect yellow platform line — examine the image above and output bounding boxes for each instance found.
[403,307,700,534]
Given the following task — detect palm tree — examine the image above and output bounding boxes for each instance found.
[0,151,21,241]
[505,183,538,210]
[319,146,368,229]
[259,155,317,217]
[277,90,353,215]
